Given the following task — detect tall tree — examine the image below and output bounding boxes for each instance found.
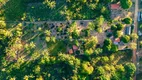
[124,63,136,77]
[43,0,56,9]
[130,33,138,41]
[121,35,130,43]
[120,0,132,9]
[122,17,132,24]
[81,62,94,75]
[84,36,98,49]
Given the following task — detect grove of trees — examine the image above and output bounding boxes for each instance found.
[120,0,132,9]
[0,0,136,80]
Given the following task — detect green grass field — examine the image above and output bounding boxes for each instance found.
[46,41,67,56]
[26,1,66,21]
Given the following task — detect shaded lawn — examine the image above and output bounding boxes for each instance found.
[116,49,133,64]
[46,40,67,56]
[136,72,142,80]
[26,1,66,21]
[1,0,26,21]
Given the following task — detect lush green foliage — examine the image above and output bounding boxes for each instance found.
[122,17,132,24]
[120,0,132,9]
[111,24,117,30]
[121,35,130,43]
[0,0,136,80]
[116,23,124,31]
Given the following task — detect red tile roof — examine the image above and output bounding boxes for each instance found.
[68,49,73,54]
[108,29,112,32]
[111,4,120,9]
[73,45,78,50]
[114,38,120,42]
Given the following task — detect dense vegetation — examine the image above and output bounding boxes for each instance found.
[0,0,111,21]
[0,0,136,80]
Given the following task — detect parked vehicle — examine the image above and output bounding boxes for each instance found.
[125,26,131,35]
[138,31,142,36]
[131,24,134,33]
[138,12,141,21]
[141,12,142,20]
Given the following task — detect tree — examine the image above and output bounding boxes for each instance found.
[105,0,113,3]
[96,27,103,33]
[96,66,105,75]
[121,35,130,43]
[43,0,56,9]
[139,24,142,29]
[0,0,7,5]
[116,64,125,72]
[88,3,97,10]
[25,42,35,54]
[116,23,124,31]
[44,30,52,42]
[88,22,95,30]
[0,21,6,29]
[114,31,123,38]
[44,30,51,36]
[94,75,108,80]
[124,63,136,77]
[84,48,93,56]
[94,48,103,55]
[104,38,112,46]
[111,73,119,80]
[84,36,98,49]
[82,29,90,37]
[111,44,118,52]
[68,21,80,39]
[140,41,142,48]
[72,30,80,39]
[103,45,111,52]
[103,39,112,52]
[45,37,50,42]
[129,42,137,50]
[100,6,107,14]
[81,62,94,75]
[101,56,109,63]
[33,65,41,75]
[122,17,132,24]
[130,33,138,41]
[111,25,117,30]
[73,40,79,46]
[120,0,132,9]
[50,36,56,43]
[94,15,105,26]
[36,76,44,80]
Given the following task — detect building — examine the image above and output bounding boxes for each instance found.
[111,4,120,10]
[68,49,73,54]
[114,38,120,45]
[110,3,124,20]
[125,27,131,35]
[73,45,78,51]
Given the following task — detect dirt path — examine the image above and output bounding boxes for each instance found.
[133,0,139,79]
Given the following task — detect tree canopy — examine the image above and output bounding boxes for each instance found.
[120,0,132,9]
[122,17,132,24]
[121,35,130,43]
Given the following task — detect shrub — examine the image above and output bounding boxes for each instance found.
[120,0,132,9]
[122,17,132,24]
[121,35,130,43]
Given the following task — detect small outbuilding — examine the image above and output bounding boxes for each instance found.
[68,49,73,54]
[125,27,131,35]
[73,45,78,51]
[111,4,120,10]
[114,38,120,45]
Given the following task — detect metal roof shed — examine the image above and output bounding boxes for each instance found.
[125,27,131,35]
